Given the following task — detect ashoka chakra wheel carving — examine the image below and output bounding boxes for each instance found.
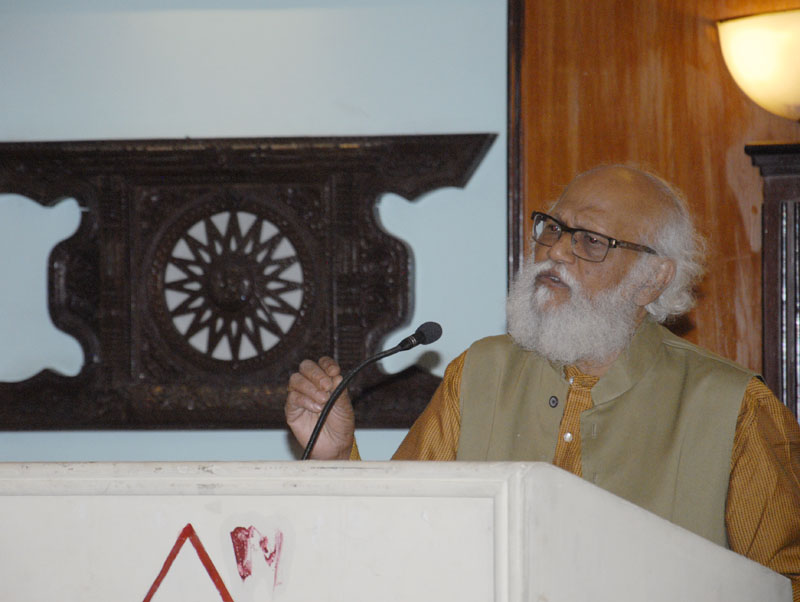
[151,201,306,366]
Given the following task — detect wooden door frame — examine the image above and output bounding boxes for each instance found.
[507,0,525,282]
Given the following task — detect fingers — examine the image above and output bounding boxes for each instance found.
[285,356,355,459]
[287,357,343,412]
[318,356,342,379]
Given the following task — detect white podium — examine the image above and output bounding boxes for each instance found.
[0,461,790,601]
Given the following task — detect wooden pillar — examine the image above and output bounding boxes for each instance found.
[746,143,800,418]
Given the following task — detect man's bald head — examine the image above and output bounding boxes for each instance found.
[540,164,704,322]
[561,165,683,241]
[508,164,705,373]
[550,164,706,323]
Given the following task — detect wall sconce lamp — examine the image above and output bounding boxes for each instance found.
[718,8,800,122]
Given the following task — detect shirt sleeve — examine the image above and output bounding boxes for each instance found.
[726,377,800,601]
[390,351,466,461]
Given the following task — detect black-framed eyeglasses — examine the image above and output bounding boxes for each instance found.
[531,211,658,263]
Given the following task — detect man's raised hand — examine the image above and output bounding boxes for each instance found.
[285,356,355,460]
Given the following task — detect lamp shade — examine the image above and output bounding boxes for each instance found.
[718,9,800,121]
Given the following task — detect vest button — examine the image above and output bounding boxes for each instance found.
[563,432,573,442]
[548,396,559,408]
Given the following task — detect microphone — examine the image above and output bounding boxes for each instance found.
[398,321,443,350]
[301,321,443,460]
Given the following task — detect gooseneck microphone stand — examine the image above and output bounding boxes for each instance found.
[301,322,442,460]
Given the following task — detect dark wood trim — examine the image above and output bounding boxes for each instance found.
[746,142,800,419]
[507,0,525,283]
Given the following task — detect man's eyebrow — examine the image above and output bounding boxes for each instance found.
[553,213,606,234]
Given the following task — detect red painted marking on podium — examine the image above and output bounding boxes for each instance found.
[230,526,284,588]
[142,523,234,602]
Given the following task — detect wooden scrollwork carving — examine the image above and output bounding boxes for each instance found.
[0,134,496,429]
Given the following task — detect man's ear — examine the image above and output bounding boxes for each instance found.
[633,258,676,307]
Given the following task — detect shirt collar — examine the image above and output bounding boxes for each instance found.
[563,364,600,390]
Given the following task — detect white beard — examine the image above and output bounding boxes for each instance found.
[506,258,647,366]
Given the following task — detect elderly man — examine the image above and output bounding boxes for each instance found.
[285,165,800,597]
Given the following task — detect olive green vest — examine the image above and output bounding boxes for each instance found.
[457,319,754,547]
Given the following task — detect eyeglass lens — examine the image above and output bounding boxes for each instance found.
[532,214,610,262]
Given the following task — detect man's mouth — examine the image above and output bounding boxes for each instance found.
[535,269,570,289]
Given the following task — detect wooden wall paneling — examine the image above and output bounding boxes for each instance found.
[509,0,800,373]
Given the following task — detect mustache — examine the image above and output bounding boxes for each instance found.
[527,259,580,290]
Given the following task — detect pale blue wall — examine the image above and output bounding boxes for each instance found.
[0,0,507,461]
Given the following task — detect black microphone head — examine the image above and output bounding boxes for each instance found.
[415,321,442,345]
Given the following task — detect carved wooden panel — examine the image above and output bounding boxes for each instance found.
[0,134,495,429]
[746,143,800,419]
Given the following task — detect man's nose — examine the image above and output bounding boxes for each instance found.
[547,233,575,263]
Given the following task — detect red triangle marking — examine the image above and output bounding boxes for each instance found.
[142,523,234,602]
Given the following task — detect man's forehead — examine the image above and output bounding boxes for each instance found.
[570,167,646,196]
[554,167,666,219]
